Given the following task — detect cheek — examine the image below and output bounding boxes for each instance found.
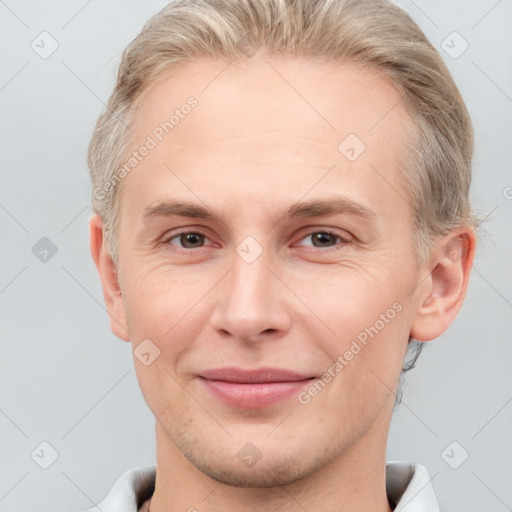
[123,266,221,392]
[299,268,410,394]
[126,272,202,415]
[298,263,406,336]
[301,312,408,434]
[122,264,209,339]
[121,273,201,410]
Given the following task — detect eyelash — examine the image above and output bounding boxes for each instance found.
[163,228,351,251]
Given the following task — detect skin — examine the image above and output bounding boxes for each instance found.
[90,54,475,511]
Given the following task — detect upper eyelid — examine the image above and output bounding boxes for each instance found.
[298,227,349,236]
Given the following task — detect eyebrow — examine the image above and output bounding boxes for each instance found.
[284,197,376,219]
[141,197,377,223]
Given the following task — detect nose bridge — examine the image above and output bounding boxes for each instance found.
[232,248,271,306]
[211,244,290,340]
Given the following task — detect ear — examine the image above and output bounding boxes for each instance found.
[89,214,130,342]
[410,228,476,342]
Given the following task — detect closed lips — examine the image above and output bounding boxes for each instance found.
[197,368,315,408]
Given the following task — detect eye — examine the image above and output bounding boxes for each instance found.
[297,230,350,249]
[166,231,209,249]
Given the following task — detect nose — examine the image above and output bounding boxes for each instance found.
[210,248,292,342]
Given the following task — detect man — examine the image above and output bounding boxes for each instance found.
[86,0,479,510]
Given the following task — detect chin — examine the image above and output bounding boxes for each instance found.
[185,450,315,488]
[171,424,339,488]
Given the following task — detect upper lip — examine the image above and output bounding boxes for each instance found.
[198,367,314,384]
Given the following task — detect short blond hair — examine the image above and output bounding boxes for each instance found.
[88,0,481,265]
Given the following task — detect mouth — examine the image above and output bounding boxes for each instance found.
[197,367,315,408]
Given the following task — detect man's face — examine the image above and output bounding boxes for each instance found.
[114,56,426,486]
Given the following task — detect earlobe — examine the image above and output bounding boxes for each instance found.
[410,229,476,342]
[89,214,131,342]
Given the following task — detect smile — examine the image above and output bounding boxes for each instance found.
[198,367,315,408]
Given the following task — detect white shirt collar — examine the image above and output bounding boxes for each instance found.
[386,462,439,511]
[82,462,439,511]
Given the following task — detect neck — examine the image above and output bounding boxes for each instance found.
[148,418,393,512]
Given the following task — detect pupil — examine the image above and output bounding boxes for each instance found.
[313,232,333,247]
[182,232,203,248]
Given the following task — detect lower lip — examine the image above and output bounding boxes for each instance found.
[199,378,313,408]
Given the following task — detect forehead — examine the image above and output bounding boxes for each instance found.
[132,55,411,146]
[122,56,414,222]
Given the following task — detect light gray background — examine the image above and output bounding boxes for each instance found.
[1,1,511,511]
